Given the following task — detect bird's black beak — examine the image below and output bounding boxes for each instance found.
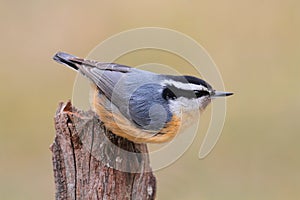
[212,91,234,98]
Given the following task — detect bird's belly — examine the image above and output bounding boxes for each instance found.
[92,89,181,143]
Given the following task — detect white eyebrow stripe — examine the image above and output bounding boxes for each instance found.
[161,79,207,91]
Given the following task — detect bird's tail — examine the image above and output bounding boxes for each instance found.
[53,52,79,71]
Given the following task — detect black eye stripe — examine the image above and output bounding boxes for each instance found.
[194,90,210,98]
[162,85,209,100]
[162,87,177,100]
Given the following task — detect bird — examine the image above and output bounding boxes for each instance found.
[53,52,233,143]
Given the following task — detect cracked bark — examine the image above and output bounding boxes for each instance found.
[50,101,156,200]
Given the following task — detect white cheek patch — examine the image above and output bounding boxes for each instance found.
[168,96,210,115]
[168,97,203,130]
[161,79,208,91]
[168,97,200,114]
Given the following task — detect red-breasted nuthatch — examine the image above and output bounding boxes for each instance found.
[53,52,233,143]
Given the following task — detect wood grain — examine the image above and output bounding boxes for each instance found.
[50,101,156,200]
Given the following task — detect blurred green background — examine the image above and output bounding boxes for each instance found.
[1,0,299,199]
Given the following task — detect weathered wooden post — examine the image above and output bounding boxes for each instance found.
[50,101,156,200]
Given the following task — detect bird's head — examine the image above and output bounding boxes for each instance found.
[160,75,233,115]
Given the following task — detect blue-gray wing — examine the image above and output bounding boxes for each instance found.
[70,57,132,100]
[54,52,132,100]
[53,52,172,131]
[81,64,172,131]
[128,83,173,131]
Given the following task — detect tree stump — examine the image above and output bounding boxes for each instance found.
[50,101,156,200]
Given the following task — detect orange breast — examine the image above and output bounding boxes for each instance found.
[92,87,181,143]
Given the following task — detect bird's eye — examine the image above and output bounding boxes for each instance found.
[194,90,210,98]
[162,87,177,100]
